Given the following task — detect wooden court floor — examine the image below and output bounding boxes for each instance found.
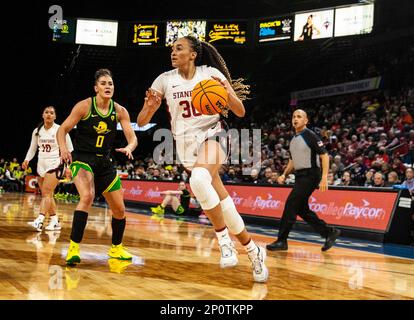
[0,192,413,300]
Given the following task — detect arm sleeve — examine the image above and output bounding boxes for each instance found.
[303,130,327,155]
[150,73,167,96]
[208,67,227,82]
[24,129,38,161]
[65,133,74,153]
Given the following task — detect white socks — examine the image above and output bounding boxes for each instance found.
[216,228,230,242]
[244,239,258,255]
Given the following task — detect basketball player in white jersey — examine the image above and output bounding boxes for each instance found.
[137,36,268,283]
[23,106,74,232]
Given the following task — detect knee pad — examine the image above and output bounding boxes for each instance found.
[189,167,220,210]
[220,196,245,235]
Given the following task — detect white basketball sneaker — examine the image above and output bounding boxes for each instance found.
[218,238,238,268]
[45,216,62,231]
[28,217,44,232]
[248,246,269,283]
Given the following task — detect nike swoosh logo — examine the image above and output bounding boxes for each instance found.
[91,114,98,117]
[172,85,181,88]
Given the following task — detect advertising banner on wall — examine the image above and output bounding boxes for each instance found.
[291,77,382,101]
[122,180,398,232]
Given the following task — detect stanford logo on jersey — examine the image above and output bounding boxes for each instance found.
[173,91,192,99]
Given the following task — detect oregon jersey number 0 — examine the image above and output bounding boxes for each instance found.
[96,135,105,148]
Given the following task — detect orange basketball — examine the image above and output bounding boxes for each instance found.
[191,79,228,115]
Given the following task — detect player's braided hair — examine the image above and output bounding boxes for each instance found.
[184,35,250,101]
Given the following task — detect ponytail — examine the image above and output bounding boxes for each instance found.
[184,35,250,101]
[35,122,43,136]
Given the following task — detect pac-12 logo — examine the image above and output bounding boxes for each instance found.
[48,5,63,30]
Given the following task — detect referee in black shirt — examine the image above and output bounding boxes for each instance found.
[267,109,340,251]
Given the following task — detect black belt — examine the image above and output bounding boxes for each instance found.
[295,168,320,174]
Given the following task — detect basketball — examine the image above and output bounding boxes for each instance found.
[191,79,228,115]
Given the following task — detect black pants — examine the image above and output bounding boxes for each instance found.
[278,169,331,241]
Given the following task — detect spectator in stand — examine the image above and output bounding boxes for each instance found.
[368,121,380,135]
[408,130,414,165]
[262,167,273,184]
[330,163,340,180]
[366,98,381,113]
[13,165,26,192]
[379,161,390,176]
[372,172,387,188]
[326,135,338,153]
[0,169,7,192]
[349,158,366,186]
[386,171,400,187]
[0,158,6,171]
[364,169,375,187]
[171,166,183,181]
[339,171,355,187]
[356,119,369,135]
[357,133,370,150]
[151,168,162,180]
[327,171,335,186]
[391,157,407,176]
[226,168,241,184]
[348,135,359,153]
[333,155,345,174]
[343,150,356,166]
[327,171,341,186]
[134,166,148,180]
[400,105,413,125]
[393,136,409,159]
[401,167,414,195]
[161,168,173,181]
[366,136,378,154]
[377,133,388,148]
[4,164,20,192]
[361,96,372,111]
[55,168,78,200]
[363,150,376,168]
[219,167,231,183]
[268,172,280,185]
[247,168,261,184]
[385,130,400,149]
[9,158,20,172]
[146,166,155,179]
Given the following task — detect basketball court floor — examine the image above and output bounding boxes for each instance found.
[0,192,413,300]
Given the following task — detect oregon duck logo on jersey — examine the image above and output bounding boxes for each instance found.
[93,121,111,135]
